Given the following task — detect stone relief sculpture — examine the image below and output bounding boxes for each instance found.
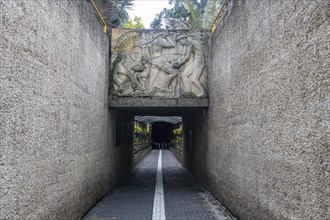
[172,34,206,97]
[112,53,149,96]
[146,33,178,95]
[111,29,209,98]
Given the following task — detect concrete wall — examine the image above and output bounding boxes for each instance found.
[169,146,183,164]
[182,111,208,183]
[108,110,134,188]
[134,146,152,167]
[186,0,329,219]
[0,1,133,219]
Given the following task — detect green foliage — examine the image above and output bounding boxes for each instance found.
[150,0,227,30]
[151,1,190,29]
[150,11,165,29]
[171,124,183,152]
[134,123,143,133]
[109,0,134,27]
[134,123,149,144]
[182,0,201,29]
[172,125,182,136]
[134,122,150,154]
[123,16,145,29]
[203,0,231,28]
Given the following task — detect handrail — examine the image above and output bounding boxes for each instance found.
[89,0,107,33]
[211,0,230,33]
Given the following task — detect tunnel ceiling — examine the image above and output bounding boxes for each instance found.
[135,116,182,124]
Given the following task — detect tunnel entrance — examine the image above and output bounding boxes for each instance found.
[134,116,182,150]
[151,122,173,149]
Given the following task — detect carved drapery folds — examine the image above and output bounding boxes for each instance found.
[111,29,210,98]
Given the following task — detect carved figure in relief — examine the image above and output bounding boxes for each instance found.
[145,33,178,92]
[112,54,133,96]
[111,30,209,98]
[112,53,149,96]
[172,34,206,97]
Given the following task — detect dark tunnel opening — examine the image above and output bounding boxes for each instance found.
[133,116,182,151]
[151,122,174,149]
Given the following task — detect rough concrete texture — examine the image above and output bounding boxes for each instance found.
[185,0,329,219]
[0,1,133,219]
[182,111,209,184]
[107,110,134,194]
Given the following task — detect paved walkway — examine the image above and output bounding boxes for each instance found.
[83,150,235,220]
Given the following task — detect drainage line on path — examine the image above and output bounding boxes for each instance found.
[152,150,166,220]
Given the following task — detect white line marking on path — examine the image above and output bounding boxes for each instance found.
[152,150,166,220]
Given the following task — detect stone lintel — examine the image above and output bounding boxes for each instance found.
[109,96,209,108]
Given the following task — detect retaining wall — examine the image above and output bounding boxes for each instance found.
[0,1,133,219]
[186,0,329,219]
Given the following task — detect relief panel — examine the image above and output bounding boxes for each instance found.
[110,29,210,98]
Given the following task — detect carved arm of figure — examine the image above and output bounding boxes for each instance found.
[128,58,149,90]
[172,44,192,69]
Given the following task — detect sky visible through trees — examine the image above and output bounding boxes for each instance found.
[118,0,228,29]
[128,0,171,28]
